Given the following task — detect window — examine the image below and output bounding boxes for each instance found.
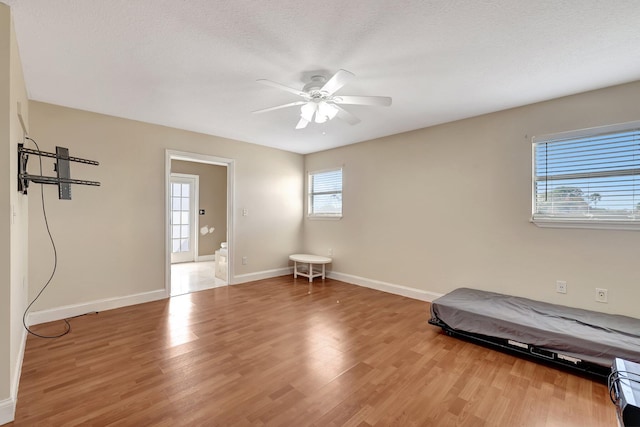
[532,121,640,230]
[308,168,342,218]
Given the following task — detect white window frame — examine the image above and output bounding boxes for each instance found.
[307,167,343,219]
[531,120,640,231]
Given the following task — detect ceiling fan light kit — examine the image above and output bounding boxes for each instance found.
[254,69,392,129]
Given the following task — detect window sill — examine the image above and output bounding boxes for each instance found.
[307,215,342,221]
[531,217,640,231]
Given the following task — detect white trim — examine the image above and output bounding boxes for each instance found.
[327,271,443,302]
[232,267,293,285]
[166,150,235,297]
[531,217,640,231]
[197,255,215,262]
[232,267,443,301]
[0,326,25,425]
[307,215,342,220]
[307,166,344,175]
[0,398,15,426]
[26,289,167,326]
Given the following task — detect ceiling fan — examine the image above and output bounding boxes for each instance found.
[253,69,392,129]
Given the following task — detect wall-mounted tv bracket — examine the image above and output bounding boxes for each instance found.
[18,143,100,200]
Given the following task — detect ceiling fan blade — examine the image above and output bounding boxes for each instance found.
[321,69,355,95]
[333,95,392,106]
[257,79,307,97]
[295,117,309,129]
[252,101,306,114]
[333,105,361,125]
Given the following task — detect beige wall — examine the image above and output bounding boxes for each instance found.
[1,2,29,418]
[171,160,227,256]
[304,81,640,318]
[28,101,304,311]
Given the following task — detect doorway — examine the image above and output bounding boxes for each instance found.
[166,150,234,297]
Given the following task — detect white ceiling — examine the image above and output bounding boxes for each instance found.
[5,1,640,154]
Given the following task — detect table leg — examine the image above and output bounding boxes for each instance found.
[293,261,298,278]
[322,263,325,280]
[308,263,313,282]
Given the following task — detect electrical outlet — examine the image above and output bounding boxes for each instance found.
[242,208,248,216]
[596,288,608,303]
[242,256,247,265]
[328,248,333,256]
[556,280,567,294]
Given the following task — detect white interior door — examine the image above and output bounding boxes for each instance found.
[170,174,198,264]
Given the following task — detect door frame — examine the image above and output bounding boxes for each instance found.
[169,173,199,264]
[165,149,235,295]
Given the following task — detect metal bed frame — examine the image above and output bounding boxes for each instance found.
[428,316,610,382]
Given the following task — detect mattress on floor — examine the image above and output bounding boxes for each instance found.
[430,287,640,367]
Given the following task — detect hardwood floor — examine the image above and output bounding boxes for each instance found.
[171,261,226,296]
[12,277,616,426]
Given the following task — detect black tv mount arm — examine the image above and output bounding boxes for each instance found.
[18,143,100,200]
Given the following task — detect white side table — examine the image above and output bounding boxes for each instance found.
[289,254,332,282]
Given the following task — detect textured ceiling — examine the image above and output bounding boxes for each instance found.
[5,0,640,154]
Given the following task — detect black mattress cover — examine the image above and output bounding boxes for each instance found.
[430,287,640,367]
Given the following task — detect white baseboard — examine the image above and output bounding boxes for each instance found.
[27,289,168,326]
[232,267,293,285]
[0,397,15,426]
[232,268,442,302]
[0,320,28,425]
[327,271,443,302]
[25,272,438,326]
[197,255,215,262]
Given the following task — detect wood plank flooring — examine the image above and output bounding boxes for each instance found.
[11,277,616,426]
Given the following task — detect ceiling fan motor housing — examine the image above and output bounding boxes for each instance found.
[303,75,329,97]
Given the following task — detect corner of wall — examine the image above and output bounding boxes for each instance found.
[2,2,30,424]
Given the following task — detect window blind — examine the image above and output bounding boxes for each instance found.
[533,123,640,225]
[308,168,342,216]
